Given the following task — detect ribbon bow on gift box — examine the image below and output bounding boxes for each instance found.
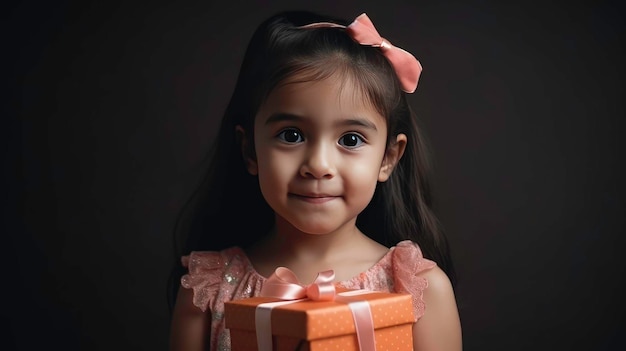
[261,267,337,301]
[256,267,377,351]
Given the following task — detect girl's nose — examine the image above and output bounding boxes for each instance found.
[299,142,336,179]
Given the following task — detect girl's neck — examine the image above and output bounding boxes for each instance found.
[269,216,362,261]
[247,216,389,282]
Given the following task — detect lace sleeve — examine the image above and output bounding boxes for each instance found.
[181,251,225,312]
[391,240,437,321]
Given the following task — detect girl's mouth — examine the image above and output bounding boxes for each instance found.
[289,193,339,203]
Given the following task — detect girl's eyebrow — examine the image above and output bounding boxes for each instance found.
[264,113,302,125]
[264,112,378,131]
[337,118,378,131]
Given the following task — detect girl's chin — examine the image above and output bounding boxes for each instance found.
[273,212,354,236]
[288,220,348,236]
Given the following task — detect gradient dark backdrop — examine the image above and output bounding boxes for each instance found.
[5,0,625,350]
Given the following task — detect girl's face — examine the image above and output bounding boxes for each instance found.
[243,73,404,236]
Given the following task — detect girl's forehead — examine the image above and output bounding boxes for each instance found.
[261,79,379,119]
[255,75,388,135]
[263,73,380,116]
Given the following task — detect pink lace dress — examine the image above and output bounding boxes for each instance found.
[181,240,436,351]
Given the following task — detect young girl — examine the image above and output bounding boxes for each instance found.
[169,10,462,351]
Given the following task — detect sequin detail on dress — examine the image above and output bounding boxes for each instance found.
[180,240,435,351]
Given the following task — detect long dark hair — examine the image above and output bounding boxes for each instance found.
[167,10,455,312]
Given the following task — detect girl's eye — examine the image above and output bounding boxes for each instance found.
[338,133,364,148]
[277,129,304,143]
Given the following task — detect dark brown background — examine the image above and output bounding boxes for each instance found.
[5,0,625,350]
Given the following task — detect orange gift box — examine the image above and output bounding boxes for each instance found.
[224,290,415,351]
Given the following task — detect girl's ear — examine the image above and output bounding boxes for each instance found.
[378,133,407,182]
[235,125,258,175]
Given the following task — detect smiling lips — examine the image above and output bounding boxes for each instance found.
[289,193,340,203]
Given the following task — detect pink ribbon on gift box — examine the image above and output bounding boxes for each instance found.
[255,267,377,351]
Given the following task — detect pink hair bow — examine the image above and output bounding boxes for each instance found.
[260,267,336,301]
[347,13,422,93]
[299,13,422,93]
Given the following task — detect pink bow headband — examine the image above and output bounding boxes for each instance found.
[299,13,422,93]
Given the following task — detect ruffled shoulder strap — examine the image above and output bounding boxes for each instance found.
[391,240,437,321]
[180,250,231,312]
